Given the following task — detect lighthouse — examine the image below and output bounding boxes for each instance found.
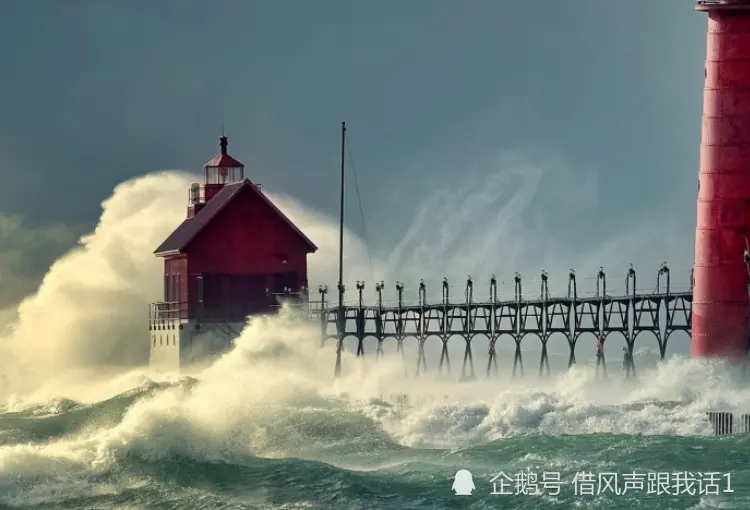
[148,135,318,371]
[693,0,750,359]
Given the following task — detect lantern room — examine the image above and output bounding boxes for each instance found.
[206,135,244,184]
[188,135,247,218]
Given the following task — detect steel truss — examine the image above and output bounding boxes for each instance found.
[315,264,692,379]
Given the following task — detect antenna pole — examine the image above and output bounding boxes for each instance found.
[334,121,346,378]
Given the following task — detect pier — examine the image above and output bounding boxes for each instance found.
[312,264,692,379]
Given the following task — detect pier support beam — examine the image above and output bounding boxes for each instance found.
[461,277,476,380]
[320,265,693,380]
[334,282,345,378]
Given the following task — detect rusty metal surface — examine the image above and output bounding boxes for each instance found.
[693,7,750,358]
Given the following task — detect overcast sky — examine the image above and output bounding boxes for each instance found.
[0,1,706,310]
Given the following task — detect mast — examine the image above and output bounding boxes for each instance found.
[334,121,346,378]
[338,121,346,311]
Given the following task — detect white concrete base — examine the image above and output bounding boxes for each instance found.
[149,319,246,373]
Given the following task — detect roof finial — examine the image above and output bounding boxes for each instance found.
[219,132,228,155]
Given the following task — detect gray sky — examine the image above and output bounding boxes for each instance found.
[0,1,705,311]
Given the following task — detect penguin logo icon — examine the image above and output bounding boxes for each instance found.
[452,469,475,496]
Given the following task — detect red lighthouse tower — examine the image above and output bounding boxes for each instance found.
[148,135,318,371]
[693,1,750,359]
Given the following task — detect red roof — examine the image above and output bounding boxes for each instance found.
[154,180,318,256]
[204,153,244,168]
[205,135,244,168]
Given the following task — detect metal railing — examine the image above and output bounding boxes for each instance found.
[148,295,326,325]
[149,301,188,322]
[696,0,750,7]
[707,412,750,436]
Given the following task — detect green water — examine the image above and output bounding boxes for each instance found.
[0,375,745,510]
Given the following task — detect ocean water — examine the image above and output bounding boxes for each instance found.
[0,311,747,510]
